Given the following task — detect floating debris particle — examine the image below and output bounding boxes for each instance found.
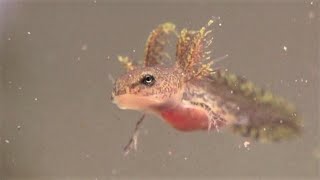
[34,97,38,101]
[5,139,10,144]
[243,141,250,148]
[27,31,31,35]
[283,46,288,52]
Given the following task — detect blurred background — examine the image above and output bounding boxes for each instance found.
[0,0,319,179]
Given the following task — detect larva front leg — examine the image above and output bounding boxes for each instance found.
[189,101,227,132]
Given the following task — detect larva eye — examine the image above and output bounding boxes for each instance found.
[141,74,155,86]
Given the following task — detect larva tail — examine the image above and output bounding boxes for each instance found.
[207,70,302,142]
[231,116,302,143]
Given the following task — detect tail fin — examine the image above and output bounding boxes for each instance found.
[206,70,302,142]
[231,116,301,143]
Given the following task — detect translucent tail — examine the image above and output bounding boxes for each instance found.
[206,70,302,142]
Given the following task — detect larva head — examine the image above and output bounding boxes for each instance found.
[112,66,184,111]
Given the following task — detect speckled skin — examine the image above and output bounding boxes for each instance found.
[112,21,301,142]
[113,66,182,98]
[112,66,184,111]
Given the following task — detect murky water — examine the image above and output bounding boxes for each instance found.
[0,0,319,179]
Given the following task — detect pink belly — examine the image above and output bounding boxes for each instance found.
[159,105,224,131]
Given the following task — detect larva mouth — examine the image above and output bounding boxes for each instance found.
[112,94,160,110]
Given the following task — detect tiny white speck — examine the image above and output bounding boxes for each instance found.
[5,139,10,144]
[17,125,21,130]
[295,79,298,82]
[8,81,12,84]
[8,37,11,41]
[225,68,228,72]
[305,79,308,83]
[280,120,283,124]
[300,78,304,82]
[310,1,314,5]
[237,106,240,110]
[263,128,266,131]
[283,46,288,52]
[230,90,234,94]
[18,87,22,90]
[184,157,188,160]
[34,97,38,101]
[107,56,110,60]
[27,31,31,35]
[133,49,136,53]
[77,57,81,61]
[93,0,97,3]
[218,23,222,27]
[168,151,172,156]
[243,141,250,148]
